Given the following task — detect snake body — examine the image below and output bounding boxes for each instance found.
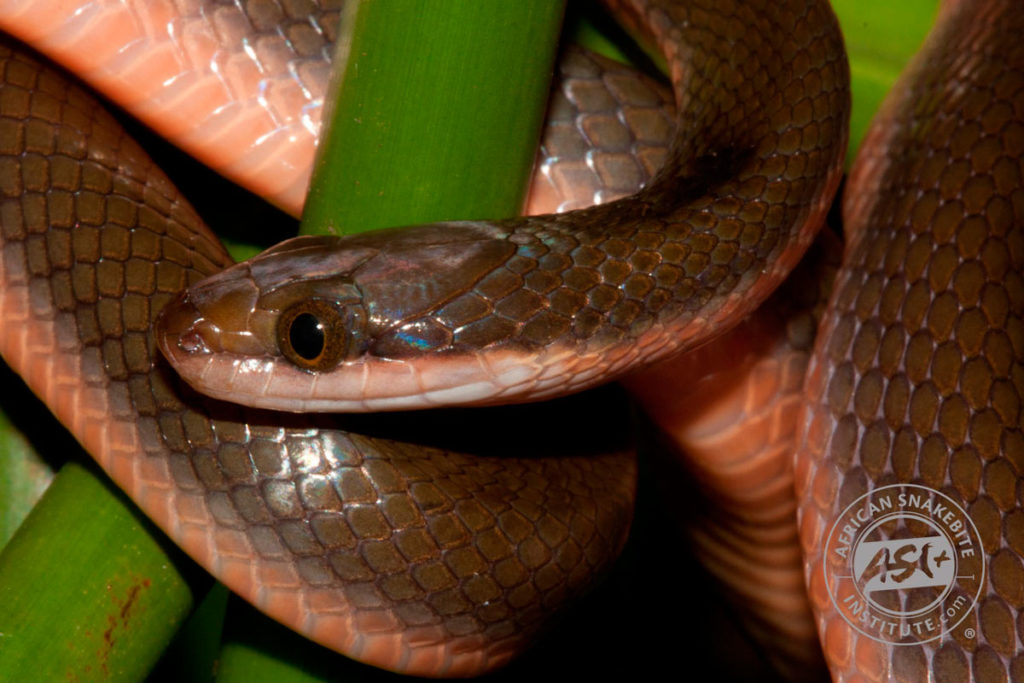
[0,0,339,213]
[797,1,1024,679]
[0,0,850,676]
[625,231,841,679]
[0,33,639,677]
[0,0,1020,680]
[155,0,848,414]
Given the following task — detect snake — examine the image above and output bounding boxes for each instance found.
[796,1,1024,679]
[0,0,1019,681]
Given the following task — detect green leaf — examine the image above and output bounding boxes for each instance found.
[833,0,939,165]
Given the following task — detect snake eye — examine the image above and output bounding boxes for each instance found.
[276,300,363,372]
[288,313,326,361]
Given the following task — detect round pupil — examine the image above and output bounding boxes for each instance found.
[289,312,326,361]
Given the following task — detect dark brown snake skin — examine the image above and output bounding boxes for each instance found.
[4,0,1020,679]
[0,0,851,678]
[0,0,849,676]
[154,0,848,416]
[625,231,842,680]
[796,0,1024,680]
[0,38,638,677]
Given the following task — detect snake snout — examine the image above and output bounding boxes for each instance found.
[157,291,216,356]
[155,273,278,400]
[154,291,226,394]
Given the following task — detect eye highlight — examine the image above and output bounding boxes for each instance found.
[276,300,363,372]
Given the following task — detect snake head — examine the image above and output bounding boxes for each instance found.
[155,221,556,413]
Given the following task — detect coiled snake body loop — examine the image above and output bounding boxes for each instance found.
[0,0,1021,680]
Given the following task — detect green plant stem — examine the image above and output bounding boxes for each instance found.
[149,583,229,682]
[0,460,203,681]
[0,406,52,550]
[302,0,565,236]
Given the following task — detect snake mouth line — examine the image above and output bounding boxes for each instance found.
[158,281,724,414]
[157,343,575,413]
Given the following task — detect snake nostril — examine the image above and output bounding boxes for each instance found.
[155,292,220,358]
[178,328,211,354]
